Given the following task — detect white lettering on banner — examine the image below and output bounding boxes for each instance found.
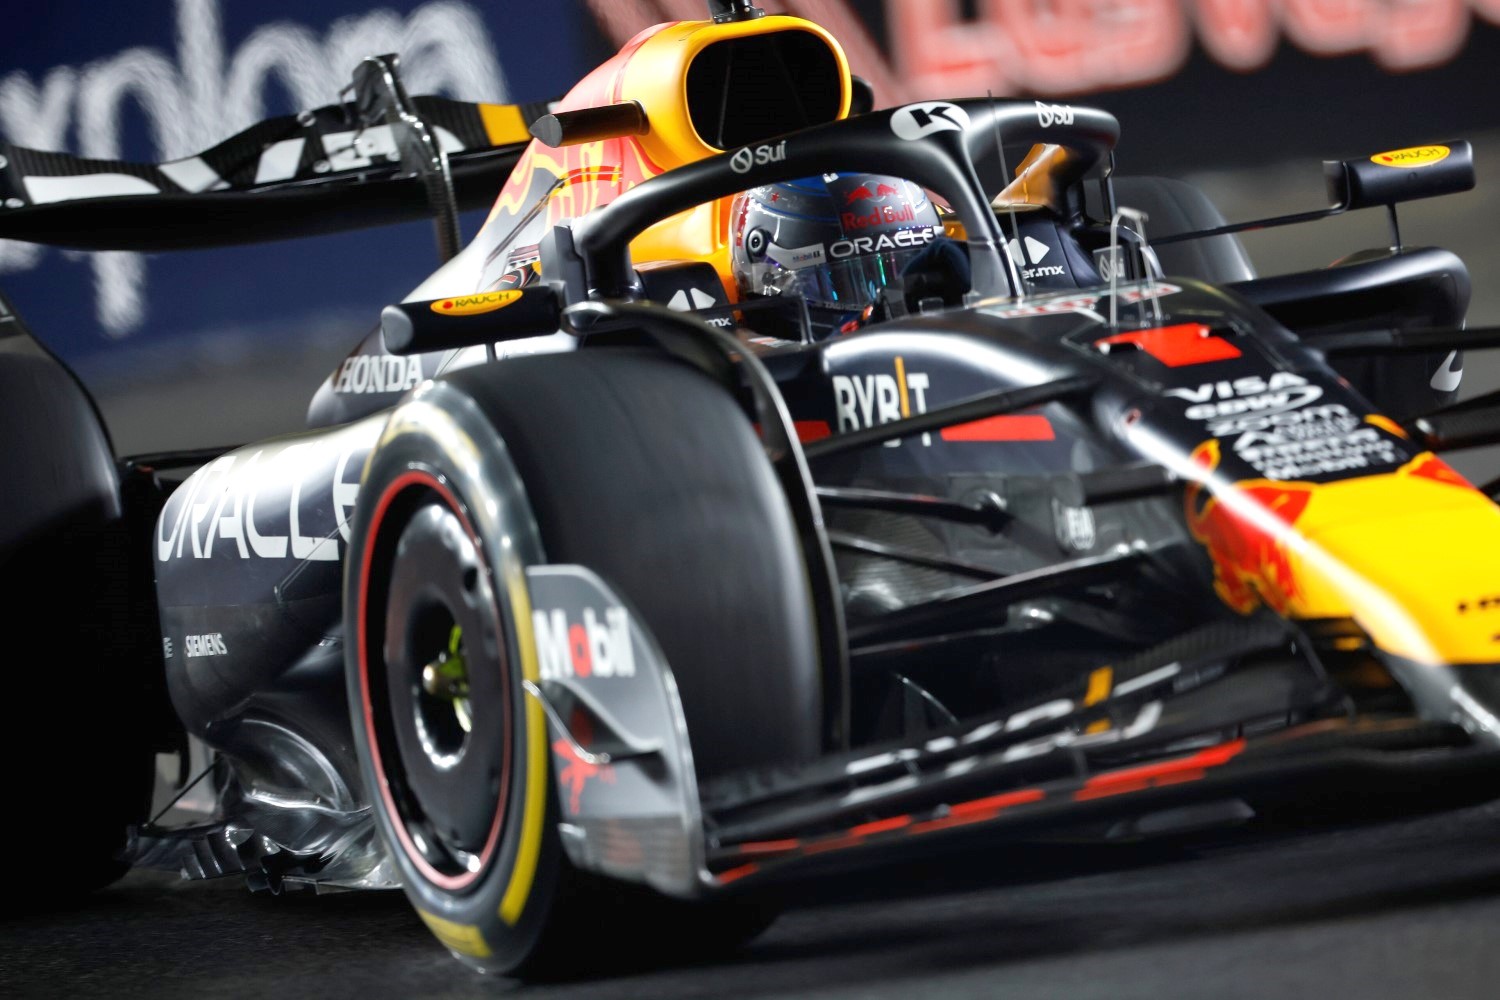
[1165,370,1407,478]
[156,426,368,562]
[1168,373,1328,435]
[833,359,934,448]
[184,632,228,657]
[0,0,508,334]
[889,101,971,141]
[334,354,424,395]
[532,607,636,681]
[884,0,1489,99]
[1034,102,1074,127]
[730,141,787,174]
[829,226,943,260]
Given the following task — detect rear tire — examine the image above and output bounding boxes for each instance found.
[1104,178,1455,417]
[1107,175,1257,284]
[1,351,154,903]
[347,348,821,974]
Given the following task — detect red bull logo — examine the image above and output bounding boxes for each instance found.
[842,203,918,230]
[1183,443,1500,664]
[552,709,616,815]
[1185,440,1315,615]
[844,181,903,205]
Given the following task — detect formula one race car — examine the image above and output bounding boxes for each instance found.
[6,0,1500,976]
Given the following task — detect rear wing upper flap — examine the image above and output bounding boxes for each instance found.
[0,61,553,253]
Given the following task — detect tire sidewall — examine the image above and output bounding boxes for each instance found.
[344,384,558,973]
[447,348,824,781]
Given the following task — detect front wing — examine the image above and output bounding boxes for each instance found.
[529,565,1500,896]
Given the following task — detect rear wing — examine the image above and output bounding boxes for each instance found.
[0,53,549,257]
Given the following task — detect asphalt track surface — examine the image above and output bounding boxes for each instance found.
[8,798,1500,999]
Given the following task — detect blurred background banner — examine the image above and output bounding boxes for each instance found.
[2,0,1497,454]
[592,0,1500,102]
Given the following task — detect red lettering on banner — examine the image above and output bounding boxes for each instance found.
[1193,0,1280,70]
[888,0,1016,99]
[995,0,1093,94]
[569,623,592,677]
[586,0,1500,104]
[1282,0,1371,56]
[1090,0,1191,90]
[884,0,1488,98]
[1377,0,1469,70]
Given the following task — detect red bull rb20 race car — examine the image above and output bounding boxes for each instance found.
[5,0,1500,975]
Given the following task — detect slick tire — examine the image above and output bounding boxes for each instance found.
[1107,176,1257,284]
[347,348,822,975]
[1105,179,1457,417]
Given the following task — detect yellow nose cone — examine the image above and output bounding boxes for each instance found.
[1290,459,1500,665]
[1191,451,1500,666]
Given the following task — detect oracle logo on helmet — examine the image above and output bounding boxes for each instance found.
[829,226,943,259]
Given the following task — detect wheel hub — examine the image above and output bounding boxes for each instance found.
[374,496,512,883]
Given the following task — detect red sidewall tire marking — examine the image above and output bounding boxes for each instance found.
[357,468,512,893]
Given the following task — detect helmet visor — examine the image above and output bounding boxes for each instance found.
[765,247,931,312]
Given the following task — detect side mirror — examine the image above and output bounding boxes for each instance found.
[530,102,649,148]
[1155,139,1475,251]
[381,286,562,355]
[1327,141,1474,211]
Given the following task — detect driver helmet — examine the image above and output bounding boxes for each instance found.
[729,173,945,318]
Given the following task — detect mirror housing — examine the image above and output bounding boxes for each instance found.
[530,102,649,148]
[1328,141,1474,211]
[381,286,562,355]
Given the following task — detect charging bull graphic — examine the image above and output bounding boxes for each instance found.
[1186,440,1315,616]
[1187,437,1500,668]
